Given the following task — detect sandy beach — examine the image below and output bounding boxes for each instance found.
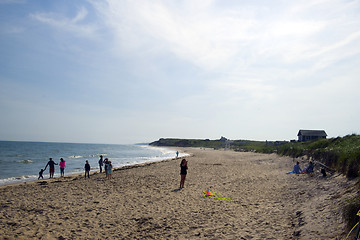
[0,148,355,239]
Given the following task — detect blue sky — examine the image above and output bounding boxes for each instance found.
[1,0,359,144]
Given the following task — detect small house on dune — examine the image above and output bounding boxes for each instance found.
[297,130,327,142]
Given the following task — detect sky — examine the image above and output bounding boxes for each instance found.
[0,0,360,144]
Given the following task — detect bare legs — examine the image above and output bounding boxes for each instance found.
[49,168,54,178]
[180,174,186,188]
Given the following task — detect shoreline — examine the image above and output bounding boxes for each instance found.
[0,146,188,188]
[0,151,190,190]
[0,147,353,239]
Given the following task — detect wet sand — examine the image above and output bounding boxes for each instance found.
[0,148,354,239]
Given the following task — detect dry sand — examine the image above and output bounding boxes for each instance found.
[0,148,356,239]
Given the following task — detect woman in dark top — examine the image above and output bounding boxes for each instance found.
[180,159,188,188]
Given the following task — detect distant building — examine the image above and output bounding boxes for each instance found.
[220,136,228,142]
[297,130,327,142]
[220,136,233,149]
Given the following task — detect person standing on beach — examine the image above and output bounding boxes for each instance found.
[85,160,91,179]
[98,155,104,173]
[176,151,179,158]
[104,158,109,178]
[45,158,58,178]
[180,159,188,188]
[107,161,113,179]
[59,158,65,177]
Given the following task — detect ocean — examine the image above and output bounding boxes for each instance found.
[0,141,186,186]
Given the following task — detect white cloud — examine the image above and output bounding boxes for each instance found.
[307,30,360,58]
[30,6,97,38]
[92,0,360,76]
[2,0,360,143]
[93,0,256,70]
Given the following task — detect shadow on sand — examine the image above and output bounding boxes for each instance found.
[171,188,182,192]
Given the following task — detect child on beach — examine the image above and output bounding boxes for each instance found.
[59,158,65,177]
[179,159,188,188]
[38,169,44,180]
[107,161,113,179]
[104,158,109,178]
[85,160,91,179]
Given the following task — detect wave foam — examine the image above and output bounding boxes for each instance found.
[17,160,33,164]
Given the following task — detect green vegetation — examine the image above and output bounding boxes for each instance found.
[149,137,271,150]
[272,134,360,179]
[149,138,225,148]
[151,134,360,179]
[343,193,360,234]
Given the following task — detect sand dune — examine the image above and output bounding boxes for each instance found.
[0,148,354,239]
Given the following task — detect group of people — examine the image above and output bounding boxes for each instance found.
[38,156,113,180]
[97,155,113,179]
[84,157,113,179]
[288,161,314,174]
[38,158,66,180]
[38,152,188,187]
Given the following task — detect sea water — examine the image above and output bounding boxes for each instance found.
[0,141,187,185]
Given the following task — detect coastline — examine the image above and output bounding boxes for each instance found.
[0,147,189,189]
[0,144,185,187]
[0,147,353,239]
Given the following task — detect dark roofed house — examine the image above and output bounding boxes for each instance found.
[297,130,327,142]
